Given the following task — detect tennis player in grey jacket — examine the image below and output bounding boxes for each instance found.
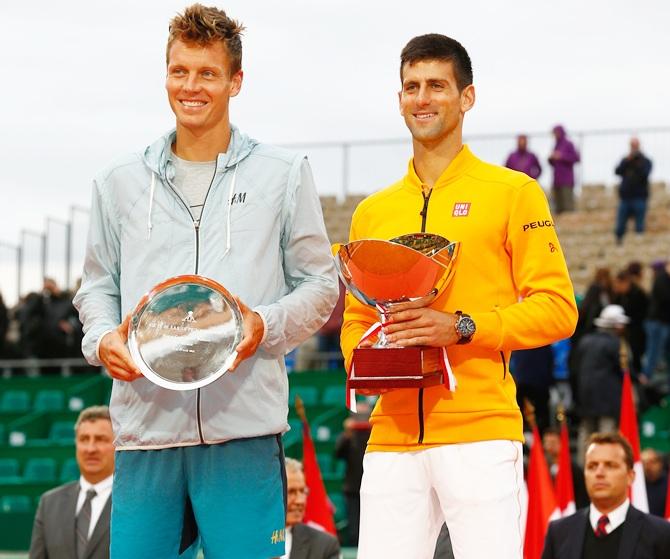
[73,5,338,558]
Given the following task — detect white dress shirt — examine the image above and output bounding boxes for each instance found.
[589,498,630,535]
[76,475,113,539]
[279,526,293,559]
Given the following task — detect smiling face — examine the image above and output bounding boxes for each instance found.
[584,442,634,513]
[75,419,115,484]
[285,468,308,527]
[399,59,474,148]
[166,39,242,137]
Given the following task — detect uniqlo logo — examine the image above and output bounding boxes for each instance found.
[452,202,471,217]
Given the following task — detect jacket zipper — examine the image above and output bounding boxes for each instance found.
[165,159,220,445]
[417,189,432,445]
[500,351,507,380]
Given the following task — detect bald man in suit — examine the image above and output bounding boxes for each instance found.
[30,406,114,559]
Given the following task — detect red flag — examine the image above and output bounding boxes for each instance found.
[619,371,649,512]
[524,425,560,559]
[555,421,576,516]
[297,399,337,535]
[665,464,670,521]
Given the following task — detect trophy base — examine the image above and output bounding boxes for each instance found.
[349,346,444,389]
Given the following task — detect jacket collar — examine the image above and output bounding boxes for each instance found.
[404,144,479,192]
[142,124,257,180]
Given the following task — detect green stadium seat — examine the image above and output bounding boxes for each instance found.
[0,495,32,513]
[49,421,75,443]
[321,385,345,406]
[332,460,345,478]
[34,389,65,412]
[289,386,319,407]
[0,390,30,412]
[317,454,333,475]
[23,457,57,483]
[329,492,347,523]
[60,457,79,483]
[0,458,21,482]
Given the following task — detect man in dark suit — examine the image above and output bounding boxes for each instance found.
[282,458,340,559]
[29,406,114,559]
[542,432,670,559]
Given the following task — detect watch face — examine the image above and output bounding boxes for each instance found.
[458,316,476,338]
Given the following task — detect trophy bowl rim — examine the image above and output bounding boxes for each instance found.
[336,236,458,263]
[128,274,242,391]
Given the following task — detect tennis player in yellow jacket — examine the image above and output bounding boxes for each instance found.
[341,34,578,559]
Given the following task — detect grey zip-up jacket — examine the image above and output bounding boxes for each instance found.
[73,126,339,449]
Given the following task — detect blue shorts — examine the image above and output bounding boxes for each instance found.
[111,435,287,558]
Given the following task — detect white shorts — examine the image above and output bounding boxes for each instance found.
[358,440,524,559]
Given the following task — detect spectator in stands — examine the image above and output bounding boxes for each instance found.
[643,260,670,380]
[542,432,670,559]
[341,34,577,559]
[613,269,648,376]
[511,345,554,435]
[40,278,83,360]
[29,406,114,559]
[615,137,652,244]
[548,124,580,214]
[573,304,629,461]
[0,291,8,358]
[282,458,340,559]
[641,448,668,518]
[505,134,542,180]
[542,426,589,509]
[72,6,338,558]
[15,291,44,359]
[570,268,613,403]
[574,268,613,342]
[334,402,371,546]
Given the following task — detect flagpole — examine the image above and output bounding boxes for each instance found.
[618,339,650,513]
[523,399,560,559]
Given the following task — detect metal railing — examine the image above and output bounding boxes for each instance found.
[1,126,668,305]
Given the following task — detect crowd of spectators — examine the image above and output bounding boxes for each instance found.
[0,278,83,362]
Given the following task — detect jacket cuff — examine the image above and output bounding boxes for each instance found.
[469,310,504,350]
[95,328,117,364]
[252,307,269,346]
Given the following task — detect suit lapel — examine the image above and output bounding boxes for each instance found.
[566,510,588,559]
[617,507,643,559]
[289,524,309,559]
[84,496,111,559]
[63,482,80,558]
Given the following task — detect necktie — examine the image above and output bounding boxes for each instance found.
[595,514,609,538]
[76,488,97,559]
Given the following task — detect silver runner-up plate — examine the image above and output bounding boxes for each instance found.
[127,275,243,391]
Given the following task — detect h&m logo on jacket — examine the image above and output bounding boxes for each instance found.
[231,192,247,205]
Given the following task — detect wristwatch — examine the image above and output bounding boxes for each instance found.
[454,311,476,344]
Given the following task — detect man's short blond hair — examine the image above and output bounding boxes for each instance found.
[166,4,244,75]
[74,405,111,433]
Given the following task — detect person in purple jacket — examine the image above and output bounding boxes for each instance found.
[505,134,542,180]
[549,124,580,213]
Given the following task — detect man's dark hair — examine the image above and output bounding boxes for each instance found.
[167,4,245,75]
[75,405,111,433]
[400,34,473,91]
[542,426,561,437]
[626,261,642,278]
[587,432,635,470]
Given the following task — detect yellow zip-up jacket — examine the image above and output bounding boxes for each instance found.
[341,145,578,452]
